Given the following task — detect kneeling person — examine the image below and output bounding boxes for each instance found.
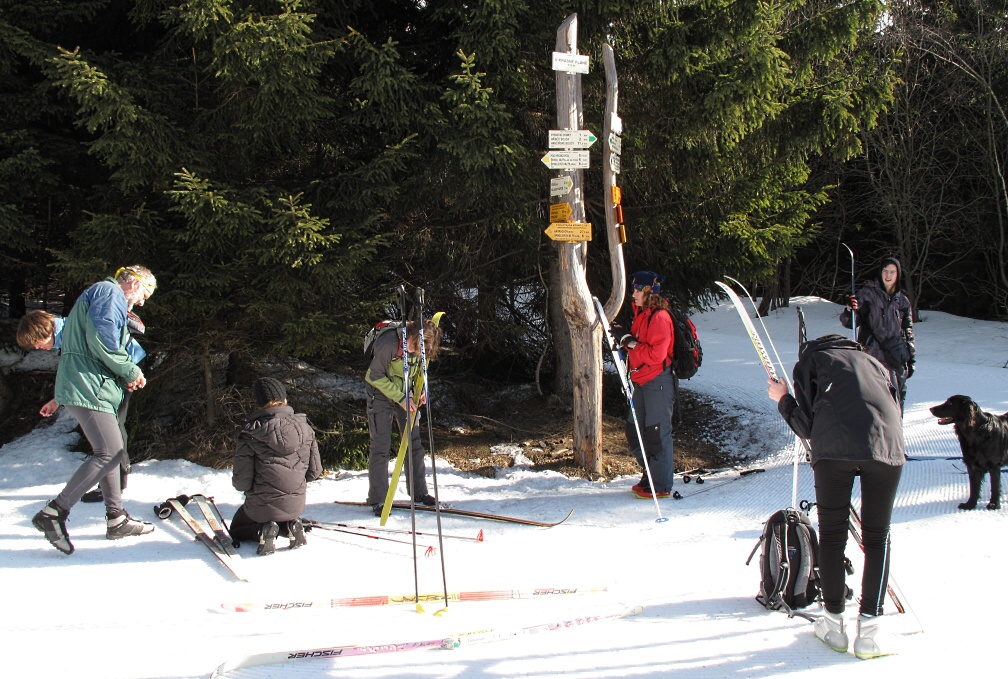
[230,378,322,555]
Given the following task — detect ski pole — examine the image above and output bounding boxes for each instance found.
[414,286,450,613]
[398,285,423,604]
[303,519,436,556]
[841,242,856,341]
[309,520,483,543]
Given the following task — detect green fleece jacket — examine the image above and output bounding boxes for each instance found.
[364,329,423,405]
[55,280,142,414]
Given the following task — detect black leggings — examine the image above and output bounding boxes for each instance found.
[813,459,903,616]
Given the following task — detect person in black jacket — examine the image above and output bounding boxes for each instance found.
[768,334,905,659]
[230,378,322,555]
[839,257,915,413]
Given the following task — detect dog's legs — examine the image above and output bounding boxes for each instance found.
[959,468,983,510]
[987,469,1002,510]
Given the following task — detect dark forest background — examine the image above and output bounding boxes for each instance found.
[2,1,1006,467]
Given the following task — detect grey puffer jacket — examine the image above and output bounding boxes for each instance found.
[232,405,322,523]
[777,334,905,467]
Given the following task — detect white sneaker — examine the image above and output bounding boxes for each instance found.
[854,614,896,659]
[813,610,849,653]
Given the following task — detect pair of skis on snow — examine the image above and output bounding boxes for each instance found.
[717,277,920,630]
[155,494,246,582]
[210,601,641,677]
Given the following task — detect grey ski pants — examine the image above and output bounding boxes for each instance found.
[56,405,126,516]
[626,367,676,493]
[366,389,428,506]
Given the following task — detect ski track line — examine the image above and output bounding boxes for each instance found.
[681,379,974,526]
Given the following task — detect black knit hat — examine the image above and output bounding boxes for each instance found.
[253,378,287,407]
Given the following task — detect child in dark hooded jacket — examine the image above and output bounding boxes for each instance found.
[230,378,322,555]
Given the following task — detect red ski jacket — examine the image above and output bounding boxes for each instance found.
[627,304,674,386]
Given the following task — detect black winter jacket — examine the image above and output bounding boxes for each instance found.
[777,335,905,467]
[840,278,915,374]
[232,405,322,523]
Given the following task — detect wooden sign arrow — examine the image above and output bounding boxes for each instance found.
[549,202,573,223]
[551,176,574,197]
[541,150,590,170]
[551,52,590,74]
[549,130,598,149]
[545,221,592,242]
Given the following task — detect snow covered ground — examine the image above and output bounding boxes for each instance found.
[1,295,1006,678]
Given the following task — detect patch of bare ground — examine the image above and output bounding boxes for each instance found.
[432,380,738,482]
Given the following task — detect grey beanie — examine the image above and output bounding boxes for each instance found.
[253,378,287,407]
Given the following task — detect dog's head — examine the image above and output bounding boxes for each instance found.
[930,395,979,428]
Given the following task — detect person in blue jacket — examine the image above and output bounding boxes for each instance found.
[18,306,148,502]
[32,266,157,554]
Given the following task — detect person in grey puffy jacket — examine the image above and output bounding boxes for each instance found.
[768,334,905,658]
[839,256,915,413]
[230,378,322,555]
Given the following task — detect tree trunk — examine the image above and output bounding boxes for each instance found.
[202,342,216,428]
[553,14,601,475]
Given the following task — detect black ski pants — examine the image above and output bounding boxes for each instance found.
[813,458,902,616]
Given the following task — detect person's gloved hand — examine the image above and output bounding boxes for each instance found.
[619,334,637,350]
[848,295,858,311]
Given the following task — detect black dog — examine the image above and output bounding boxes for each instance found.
[930,395,1008,510]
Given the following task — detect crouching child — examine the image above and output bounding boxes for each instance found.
[230,378,322,555]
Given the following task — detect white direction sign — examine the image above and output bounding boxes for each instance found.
[550,176,574,197]
[608,132,622,155]
[552,52,590,74]
[549,129,597,149]
[541,150,590,170]
[609,153,621,174]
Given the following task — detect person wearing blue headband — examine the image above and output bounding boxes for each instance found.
[620,271,676,499]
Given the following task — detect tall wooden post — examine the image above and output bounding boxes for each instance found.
[552,14,602,474]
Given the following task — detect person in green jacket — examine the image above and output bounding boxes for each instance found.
[32,266,157,554]
[365,319,442,516]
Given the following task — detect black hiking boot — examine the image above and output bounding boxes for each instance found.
[288,518,307,549]
[258,521,279,556]
[33,501,74,554]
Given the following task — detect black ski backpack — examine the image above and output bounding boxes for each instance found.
[746,508,821,612]
[363,320,405,363]
[669,307,702,379]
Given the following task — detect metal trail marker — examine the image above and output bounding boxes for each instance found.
[549,203,573,223]
[545,221,592,242]
[551,51,589,74]
[549,130,597,149]
[541,150,590,170]
[551,176,574,197]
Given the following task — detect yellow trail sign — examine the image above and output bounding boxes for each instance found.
[545,222,592,242]
[549,203,573,223]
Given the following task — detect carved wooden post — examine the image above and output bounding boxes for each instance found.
[551,14,602,474]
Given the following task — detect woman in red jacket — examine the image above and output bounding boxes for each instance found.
[621,271,676,499]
